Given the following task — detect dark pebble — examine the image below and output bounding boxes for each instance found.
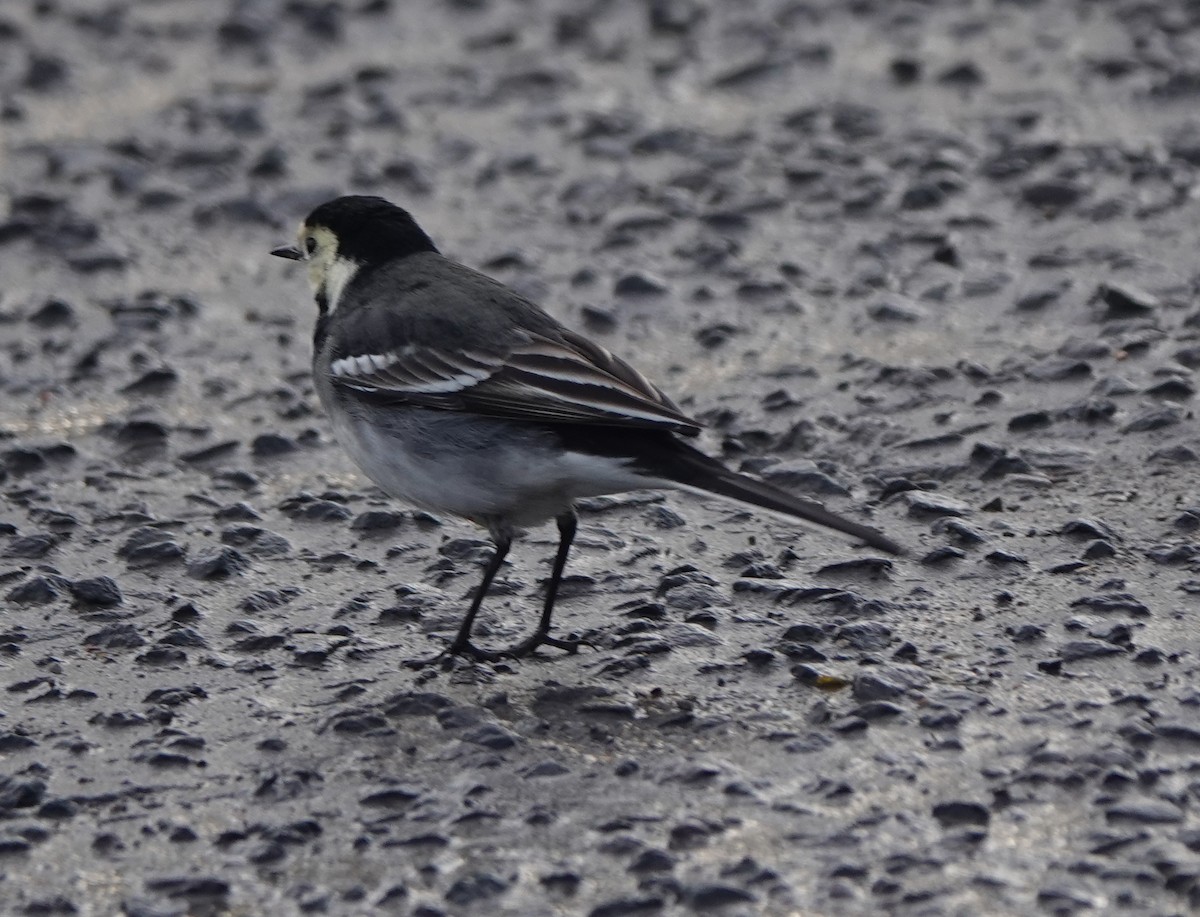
[867,297,925,322]
[685,884,756,908]
[27,297,75,327]
[629,848,675,873]
[251,433,297,457]
[214,502,261,521]
[0,777,46,811]
[220,526,291,557]
[1022,180,1085,209]
[1025,358,1091,382]
[1123,406,1182,433]
[1008,411,1052,432]
[1015,286,1068,311]
[180,441,239,464]
[83,624,145,649]
[890,57,921,84]
[144,877,230,899]
[444,872,508,906]
[921,546,965,564]
[461,724,518,750]
[0,732,37,752]
[4,534,58,558]
[1105,800,1183,825]
[613,272,668,296]
[278,495,353,522]
[7,576,61,605]
[1094,282,1159,319]
[121,368,178,395]
[1060,640,1125,662]
[359,787,419,807]
[1082,540,1117,560]
[938,61,984,86]
[350,510,407,532]
[984,550,1028,565]
[25,54,69,91]
[1143,377,1195,401]
[69,576,123,606]
[852,674,905,702]
[852,701,904,721]
[932,801,990,827]
[694,323,741,348]
[836,622,894,651]
[187,547,250,579]
[1069,593,1149,616]
[588,897,664,917]
[762,462,850,496]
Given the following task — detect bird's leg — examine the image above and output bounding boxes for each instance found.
[406,513,588,666]
[403,530,511,667]
[446,530,511,656]
[498,510,585,658]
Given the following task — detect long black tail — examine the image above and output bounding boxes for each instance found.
[632,434,904,555]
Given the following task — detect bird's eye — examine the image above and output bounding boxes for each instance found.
[304,236,317,255]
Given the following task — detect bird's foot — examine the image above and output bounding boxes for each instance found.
[503,632,587,658]
[402,632,589,667]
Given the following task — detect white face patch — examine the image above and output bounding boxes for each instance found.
[320,256,361,314]
[300,224,360,313]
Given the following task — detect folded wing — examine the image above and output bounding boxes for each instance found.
[329,329,702,436]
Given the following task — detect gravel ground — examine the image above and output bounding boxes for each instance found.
[3,1,1200,915]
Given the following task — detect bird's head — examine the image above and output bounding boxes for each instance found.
[271,195,438,314]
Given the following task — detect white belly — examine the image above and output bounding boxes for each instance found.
[327,407,655,528]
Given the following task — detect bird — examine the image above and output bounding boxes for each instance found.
[272,195,903,663]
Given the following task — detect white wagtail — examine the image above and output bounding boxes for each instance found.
[272,195,903,662]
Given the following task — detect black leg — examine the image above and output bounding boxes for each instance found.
[446,532,511,654]
[403,532,511,668]
[491,511,581,658]
[405,513,588,666]
[531,511,578,646]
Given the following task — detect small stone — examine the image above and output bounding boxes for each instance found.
[7,577,61,605]
[1022,180,1085,209]
[1094,282,1159,319]
[70,576,123,607]
[901,492,970,519]
[867,296,925,322]
[1059,640,1125,662]
[220,526,291,557]
[28,298,75,327]
[890,57,921,84]
[614,271,668,296]
[461,724,518,750]
[444,872,508,907]
[251,433,297,457]
[932,801,990,827]
[1122,407,1182,433]
[762,461,850,496]
[685,884,756,908]
[938,61,984,86]
[1144,377,1195,401]
[1015,286,1067,311]
[350,510,407,532]
[187,547,250,579]
[83,624,145,649]
[121,368,178,395]
[694,323,741,348]
[1106,799,1184,825]
[4,534,58,558]
[25,54,69,91]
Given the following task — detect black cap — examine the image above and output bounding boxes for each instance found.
[304,195,438,263]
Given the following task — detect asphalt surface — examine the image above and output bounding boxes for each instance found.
[2,1,1200,915]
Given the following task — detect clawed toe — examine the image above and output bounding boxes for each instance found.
[403,632,589,667]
